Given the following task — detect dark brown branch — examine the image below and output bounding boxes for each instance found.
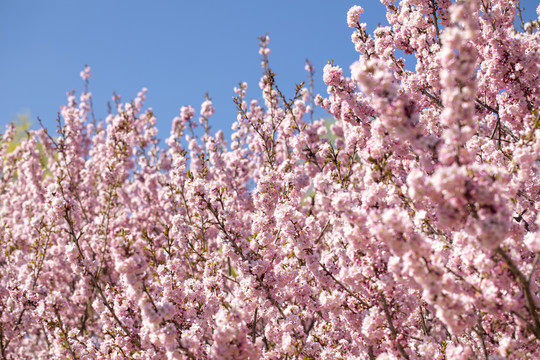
[419,306,429,336]
[496,247,540,339]
[251,308,258,344]
[473,316,489,360]
[420,89,443,108]
[380,293,409,360]
[54,306,78,359]
[529,253,540,284]
[430,0,442,46]
[320,262,370,309]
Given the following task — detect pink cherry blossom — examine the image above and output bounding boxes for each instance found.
[0,1,539,359]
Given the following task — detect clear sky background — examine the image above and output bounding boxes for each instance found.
[0,1,537,140]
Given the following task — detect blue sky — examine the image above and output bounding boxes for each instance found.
[0,0,387,139]
[0,1,537,140]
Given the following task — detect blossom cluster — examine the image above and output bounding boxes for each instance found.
[1,1,539,359]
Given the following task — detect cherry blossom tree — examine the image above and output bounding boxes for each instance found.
[1,0,539,358]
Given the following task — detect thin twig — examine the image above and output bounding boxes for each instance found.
[319,262,370,309]
[380,293,409,359]
[419,306,429,336]
[251,308,258,344]
[528,253,540,284]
